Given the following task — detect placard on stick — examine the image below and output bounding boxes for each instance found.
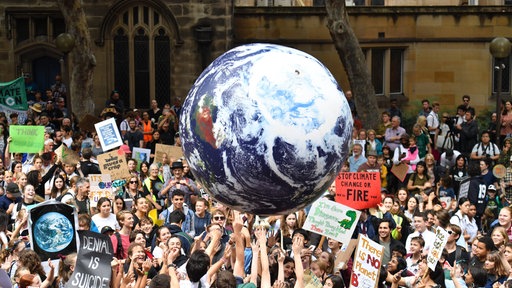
[335,172,381,210]
[97,150,131,181]
[302,198,360,249]
[349,235,383,288]
[94,117,123,151]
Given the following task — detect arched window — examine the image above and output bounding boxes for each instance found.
[112,5,171,109]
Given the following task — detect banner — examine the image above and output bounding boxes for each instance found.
[89,174,114,208]
[154,143,183,164]
[54,144,80,166]
[97,150,131,181]
[302,198,360,249]
[9,125,45,153]
[335,172,381,210]
[28,201,78,261]
[427,227,449,271]
[0,77,28,110]
[94,117,123,151]
[65,230,113,288]
[350,235,384,288]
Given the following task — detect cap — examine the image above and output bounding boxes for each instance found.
[119,144,131,154]
[101,226,115,234]
[488,184,497,192]
[6,183,21,197]
[367,150,377,157]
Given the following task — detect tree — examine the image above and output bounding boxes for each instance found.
[56,0,96,120]
[325,0,379,129]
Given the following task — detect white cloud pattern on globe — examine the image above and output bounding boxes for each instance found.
[180,43,353,215]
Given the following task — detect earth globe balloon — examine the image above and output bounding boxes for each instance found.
[180,43,353,215]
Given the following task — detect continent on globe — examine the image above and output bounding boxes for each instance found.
[34,212,74,252]
[180,43,353,215]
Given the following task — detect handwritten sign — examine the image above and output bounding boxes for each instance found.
[303,198,360,249]
[350,235,383,288]
[427,227,449,271]
[97,151,130,181]
[10,125,45,153]
[88,174,114,208]
[65,230,113,288]
[54,144,80,166]
[154,143,183,163]
[335,172,381,210]
[94,117,123,151]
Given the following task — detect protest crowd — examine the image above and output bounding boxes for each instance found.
[0,82,510,288]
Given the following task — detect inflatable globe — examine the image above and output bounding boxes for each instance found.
[34,212,74,252]
[180,43,353,215]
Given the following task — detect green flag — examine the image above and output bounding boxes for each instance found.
[0,77,27,110]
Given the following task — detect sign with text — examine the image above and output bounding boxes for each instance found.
[65,230,113,288]
[335,172,381,210]
[459,178,470,199]
[94,117,123,151]
[97,150,131,181]
[303,198,360,249]
[10,125,45,153]
[350,235,383,288]
[427,227,449,271]
[54,144,80,166]
[154,143,183,164]
[88,174,114,208]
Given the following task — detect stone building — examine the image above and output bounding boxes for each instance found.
[0,0,512,116]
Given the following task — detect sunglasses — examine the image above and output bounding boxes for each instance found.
[129,181,138,184]
[213,216,225,221]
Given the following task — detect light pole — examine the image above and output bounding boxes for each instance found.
[55,33,75,115]
[490,37,511,147]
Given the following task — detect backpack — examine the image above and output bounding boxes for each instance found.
[114,232,125,259]
[56,191,72,202]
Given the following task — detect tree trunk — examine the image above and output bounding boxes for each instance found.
[56,0,96,120]
[325,0,379,129]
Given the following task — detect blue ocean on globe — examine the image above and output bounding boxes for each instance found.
[180,43,353,215]
[34,212,74,252]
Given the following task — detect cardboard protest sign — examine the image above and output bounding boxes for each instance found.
[79,114,101,133]
[29,201,78,261]
[391,163,408,182]
[9,125,45,153]
[65,230,113,288]
[89,174,114,208]
[427,227,449,271]
[54,144,80,166]
[154,143,183,163]
[335,172,381,210]
[94,117,123,151]
[303,198,360,249]
[350,235,384,288]
[334,239,358,271]
[97,150,131,181]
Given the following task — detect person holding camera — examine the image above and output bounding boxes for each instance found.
[470,131,500,164]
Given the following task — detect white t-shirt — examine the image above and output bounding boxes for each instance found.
[91,213,120,232]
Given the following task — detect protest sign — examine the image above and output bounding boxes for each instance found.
[350,235,383,288]
[335,172,381,210]
[94,117,123,151]
[427,227,449,271]
[29,201,78,261]
[79,114,101,133]
[97,150,131,181]
[65,230,113,288]
[54,144,80,166]
[89,174,114,208]
[154,143,183,163]
[391,163,408,182]
[440,196,452,210]
[458,177,470,199]
[9,125,45,153]
[303,198,360,249]
[133,147,151,169]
